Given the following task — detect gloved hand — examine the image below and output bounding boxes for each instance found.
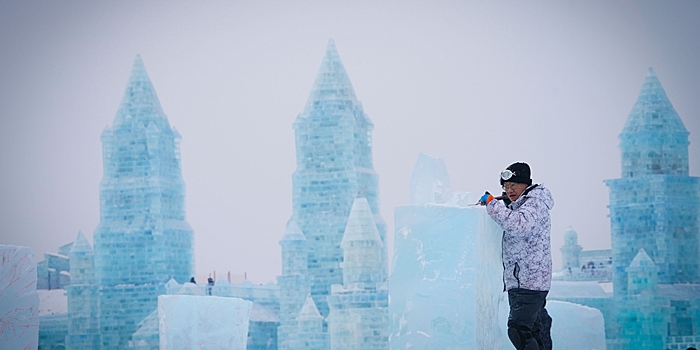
[478,191,494,205]
[500,191,512,206]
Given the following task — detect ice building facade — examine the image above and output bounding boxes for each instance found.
[64,55,196,349]
[606,68,700,294]
[279,39,388,349]
[549,69,700,350]
[604,68,700,350]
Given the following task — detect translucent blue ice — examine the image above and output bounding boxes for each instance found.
[390,155,504,349]
[77,55,195,349]
[281,39,388,349]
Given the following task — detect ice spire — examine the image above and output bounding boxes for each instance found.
[113,54,166,127]
[301,39,359,116]
[622,68,688,134]
[341,197,384,286]
[70,230,92,254]
[620,67,690,177]
[281,220,307,242]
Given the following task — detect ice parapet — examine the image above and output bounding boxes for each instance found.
[409,153,451,205]
[499,300,606,350]
[158,295,252,350]
[0,245,39,349]
[390,205,504,349]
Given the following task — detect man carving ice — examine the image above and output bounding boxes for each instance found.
[479,162,554,350]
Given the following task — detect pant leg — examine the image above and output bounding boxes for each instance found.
[507,288,548,350]
[539,307,552,350]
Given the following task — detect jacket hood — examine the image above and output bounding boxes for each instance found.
[519,184,554,210]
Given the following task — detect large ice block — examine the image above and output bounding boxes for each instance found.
[389,205,504,349]
[159,295,252,349]
[499,300,606,350]
[0,245,40,349]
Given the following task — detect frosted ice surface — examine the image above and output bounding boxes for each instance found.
[409,153,451,205]
[158,295,252,350]
[0,245,39,349]
[499,300,606,350]
[390,205,504,349]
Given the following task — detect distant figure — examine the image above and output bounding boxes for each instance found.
[189,277,196,284]
[207,277,214,295]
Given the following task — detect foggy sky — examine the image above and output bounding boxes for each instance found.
[1,0,699,284]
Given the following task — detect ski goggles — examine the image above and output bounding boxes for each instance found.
[501,169,519,181]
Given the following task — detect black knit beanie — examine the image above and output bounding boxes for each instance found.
[500,162,532,186]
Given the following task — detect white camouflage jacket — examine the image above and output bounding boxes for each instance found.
[486,184,554,292]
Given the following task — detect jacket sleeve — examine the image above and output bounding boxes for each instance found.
[486,197,545,236]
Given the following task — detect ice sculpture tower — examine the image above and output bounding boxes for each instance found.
[560,228,582,270]
[65,231,101,349]
[277,221,311,350]
[289,39,387,318]
[605,68,700,296]
[92,55,194,348]
[327,198,388,349]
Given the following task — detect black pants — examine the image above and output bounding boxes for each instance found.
[507,288,552,350]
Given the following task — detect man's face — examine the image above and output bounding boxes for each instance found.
[502,182,528,202]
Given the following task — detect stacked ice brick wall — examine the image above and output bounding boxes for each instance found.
[605,68,700,295]
[91,55,195,348]
[284,39,387,348]
[327,198,388,350]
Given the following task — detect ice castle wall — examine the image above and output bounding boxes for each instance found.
[289,40,387,322]
[88,55,194,349]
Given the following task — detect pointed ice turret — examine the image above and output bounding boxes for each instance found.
[278,220,311,350]
[66,230,101,348]
[113,55,166,127]
[69,230,94,285]
[301,39,359,116]
[290,295,327,350]
[280,220,308,276]
[341,198,384,287]
[71,230,92,253]
[620,68,690,177]
[626,248,658,295]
